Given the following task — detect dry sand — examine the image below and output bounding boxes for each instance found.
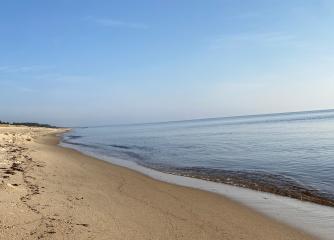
[0,125,315,239]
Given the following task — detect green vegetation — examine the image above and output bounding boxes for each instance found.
[0,120,9,125]
[0,120,57,128]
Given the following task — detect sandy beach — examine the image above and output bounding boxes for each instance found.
[0,125,315,239]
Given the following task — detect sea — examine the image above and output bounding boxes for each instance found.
[61,109,334,206]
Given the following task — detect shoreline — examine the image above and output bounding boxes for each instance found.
[0,126,320,239]
[61,132,334,240]
[61,130,334,208]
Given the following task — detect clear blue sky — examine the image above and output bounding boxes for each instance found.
[1,0,334,126]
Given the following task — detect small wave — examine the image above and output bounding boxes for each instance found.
[62,140,97,149]
[66,135,83,140]
[122,151,146,161]
[107,144,154,152]
[108,144,131,149]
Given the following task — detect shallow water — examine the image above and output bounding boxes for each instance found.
[62,109,334,205]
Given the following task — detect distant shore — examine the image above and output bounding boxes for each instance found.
[0,125,315,239]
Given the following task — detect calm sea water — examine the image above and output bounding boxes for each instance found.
[62,109,334,203]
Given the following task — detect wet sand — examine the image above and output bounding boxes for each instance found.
[163,167,334,207]
[0,125,315,239]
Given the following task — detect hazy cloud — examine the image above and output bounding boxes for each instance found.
[210,32,304,49]
[89,17,148,29]
[0,65,54,74]
[230,12,260,19]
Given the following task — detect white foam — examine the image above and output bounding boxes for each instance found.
[61,143,334,240]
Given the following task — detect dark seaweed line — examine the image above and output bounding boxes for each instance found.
[160,167,334,207]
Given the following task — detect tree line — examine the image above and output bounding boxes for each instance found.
[0,120,57,128]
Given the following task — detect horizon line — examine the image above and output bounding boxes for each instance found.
[70,107,334,129]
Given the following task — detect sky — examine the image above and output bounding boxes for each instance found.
[1,0,334,126]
